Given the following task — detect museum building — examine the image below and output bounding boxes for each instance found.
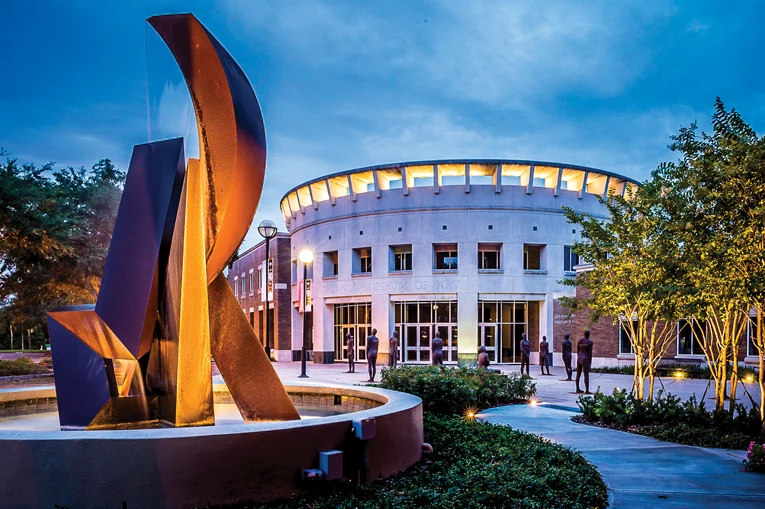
[275,159,641,366]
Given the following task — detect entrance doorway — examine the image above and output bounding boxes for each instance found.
[478,301,528,364]
[393,300,458,364]
[334,303,372,362]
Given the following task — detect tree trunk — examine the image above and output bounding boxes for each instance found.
[9,325,13,351]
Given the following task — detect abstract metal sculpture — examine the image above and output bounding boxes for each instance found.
[47,13,300,429]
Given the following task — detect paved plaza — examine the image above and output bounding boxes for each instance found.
[481,404,765,508]
[2,360,764,508]
[268,362,763,411]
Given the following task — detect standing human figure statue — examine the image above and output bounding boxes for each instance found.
[388,330,399,368]
[520,333,531,376]
[477,345,490,369]
[561,334,573,381]
[431,330,444,365]
[576,330,594,394]
[539,335,551,375]
[346,333,355,373]
[366,328,379,382]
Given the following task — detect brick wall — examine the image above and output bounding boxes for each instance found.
[225,234,293,353]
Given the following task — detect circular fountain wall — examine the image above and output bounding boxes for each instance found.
[0,383,423,509]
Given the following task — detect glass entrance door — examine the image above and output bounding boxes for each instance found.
[479,301,528,363]
[435,324,458,362]
[334,303,372,362]
[480,324,498,363]
[404,325,431,363]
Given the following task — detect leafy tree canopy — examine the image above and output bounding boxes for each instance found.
[0,150,124,347]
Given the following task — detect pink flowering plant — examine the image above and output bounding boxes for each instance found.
[744,441,765,472]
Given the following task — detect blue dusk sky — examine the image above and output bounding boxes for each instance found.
[2,1,764,250]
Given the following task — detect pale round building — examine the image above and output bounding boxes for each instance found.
[279,160,639,366]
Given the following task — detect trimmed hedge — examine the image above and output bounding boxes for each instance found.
[576,388,763,450]
[226,414,608,509]
[378,365,536,415]
[0,358,50,377]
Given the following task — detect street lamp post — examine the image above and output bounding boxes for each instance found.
[257,220,278,360]
[298,248,313,378]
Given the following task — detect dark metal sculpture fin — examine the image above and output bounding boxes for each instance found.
[96,139,186,358]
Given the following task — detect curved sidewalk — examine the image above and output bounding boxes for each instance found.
[480,404,765,509]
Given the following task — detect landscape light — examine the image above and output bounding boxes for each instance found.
[530,399,539,407]
[745,374,755,383]
[463,407,478,422]
[674,371,685,379]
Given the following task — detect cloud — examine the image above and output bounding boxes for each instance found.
[220,0,674,106]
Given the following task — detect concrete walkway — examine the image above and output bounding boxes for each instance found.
[480,404,765,509]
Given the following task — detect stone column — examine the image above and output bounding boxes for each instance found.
[457,291,478,366]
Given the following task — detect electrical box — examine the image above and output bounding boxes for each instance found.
[319,450,343,481]
[351,418,376,440]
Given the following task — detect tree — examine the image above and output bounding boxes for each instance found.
[0,152,124,349]
[651,99,762,413]
[562,182,682,400]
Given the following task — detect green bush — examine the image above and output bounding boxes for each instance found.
[0,357,50,376]
[577,388,763,449]
[379,365,536,415]
[591,363,758,380]
[228,414,607,509]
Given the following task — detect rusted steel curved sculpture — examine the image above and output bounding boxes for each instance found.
[47,13,299,429]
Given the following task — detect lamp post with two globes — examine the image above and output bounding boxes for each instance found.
[257,220,278,360]
[298,248,313,378]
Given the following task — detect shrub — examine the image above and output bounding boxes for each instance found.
[577,388,764,450]
[231,414,607,509]
[591,363,758,380]
[379,365,536,415]
[745,441,765,472]
[0,357,50,377]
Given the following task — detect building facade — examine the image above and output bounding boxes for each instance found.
[279,159,639,366]
[227,233,293,360]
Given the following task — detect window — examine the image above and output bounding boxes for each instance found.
[560,180,569,190]
[391,245,412,272]
[619,318,636,354]
[291,260,297,283]
[564,245,580,273]
[434,243,458,270]
[533,177,546,187]
[677,318,705,356]
[523,244,544,270]
[241,273,246,296]
[257,267,263,289]
[353,247,372,274]
[249,271,254,294]
[478,243,501,270]
[324,251,339,277]
[233,277,239,296]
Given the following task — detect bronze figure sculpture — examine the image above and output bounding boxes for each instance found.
[561,334,573,381]
[388,330,399,368]
[539,335,551,375]
[576,330,594,394]
[520,333,531,376]
[477,345,490,369]
[367,328,379,382]
[346,333,355,373]
[47,14,300,429]
[431,330,444,365]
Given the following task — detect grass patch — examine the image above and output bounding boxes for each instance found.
[378,365,536,415]
[0,357,50,377]
[218,413,608,509]
[576,388,763,450]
